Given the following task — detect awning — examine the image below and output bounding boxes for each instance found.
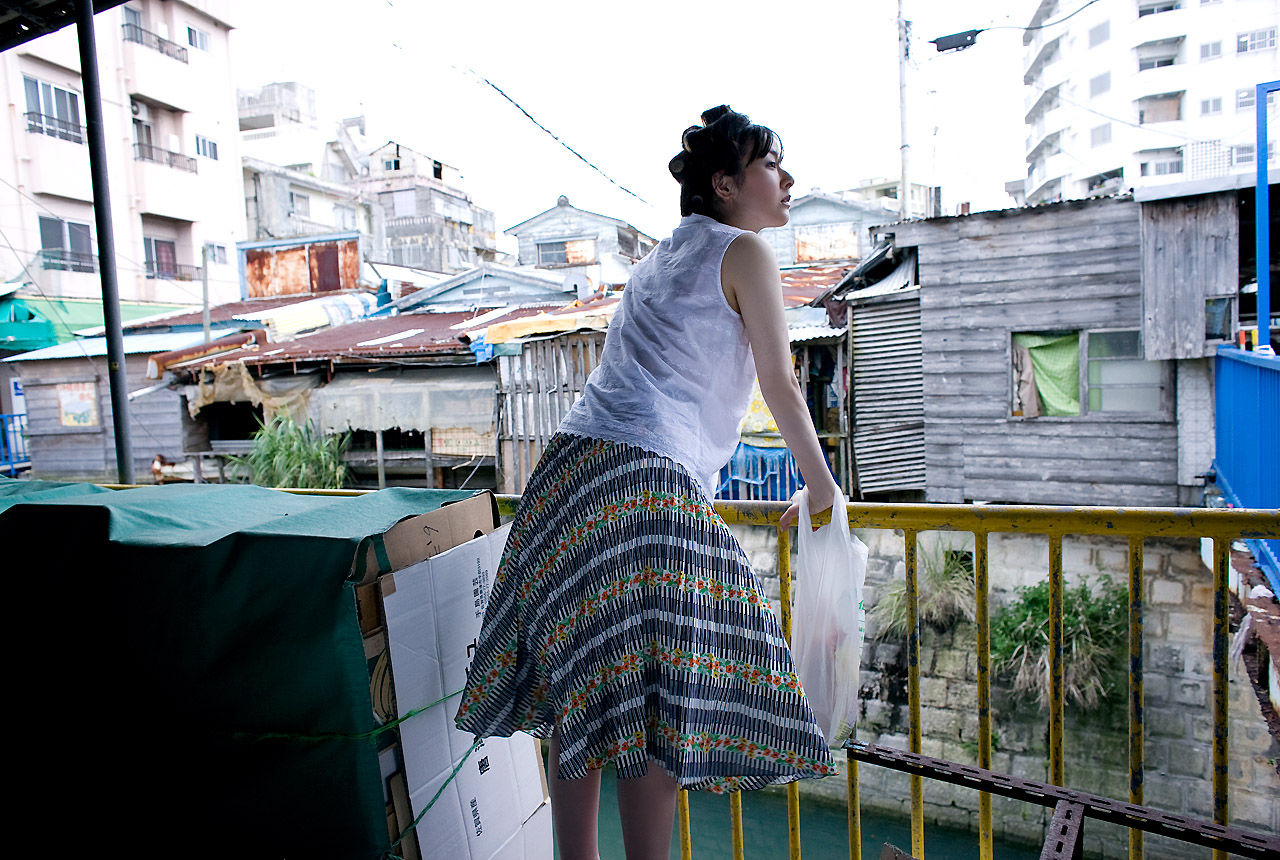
[307,366,496,435]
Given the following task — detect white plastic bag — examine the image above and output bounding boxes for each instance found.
[791,486,868,747]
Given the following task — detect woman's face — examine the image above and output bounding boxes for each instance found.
[718,148,794,232]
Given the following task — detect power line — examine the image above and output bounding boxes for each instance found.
[470,73,650,205]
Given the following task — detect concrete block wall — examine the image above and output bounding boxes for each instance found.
[730,521,1280,857]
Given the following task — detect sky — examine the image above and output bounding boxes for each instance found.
[228,0,1033,240]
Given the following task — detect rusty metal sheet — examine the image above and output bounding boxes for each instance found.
[309,243,340,292]
[246,246,311,297]
[339,239,360,290]
[565,239,595,265]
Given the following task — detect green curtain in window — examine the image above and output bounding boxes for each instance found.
[1012,332,1080,416]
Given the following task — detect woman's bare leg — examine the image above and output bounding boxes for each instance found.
[616,758,678,860]
[548,728,602,860]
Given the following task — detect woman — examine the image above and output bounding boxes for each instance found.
[456,105,839,860]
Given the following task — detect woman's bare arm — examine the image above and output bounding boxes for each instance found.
[722,232,839,526]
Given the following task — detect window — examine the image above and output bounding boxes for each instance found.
[1091,123,1112,146]
[1205,298,1234,340]
[384,158,400,171]
[288,191,310,217]
[335,204,356,230]
[143,236,177,279]
[1201,97,1222,115]
[205,243,227,264]
[391,189,415,218]
[1237,88,1256,110]
[38,215,94,272]
[1138,2,1180,16]
[1200,41,1222,60]
[1089,21,1110,47]
[796,223,860,262]
[186,26,209,50]
[1090,72,1111,97]
[432,160,443,180]
[1085,331,1166,412]
[1138,93,1182,123]
[195,135,218,159]
[1011,330,1167,417]
[537,239,595,266]
[1237,28,1277,53]
[1139,148,1184,175]
[23,75,83,143]
[1139,56,1175,70]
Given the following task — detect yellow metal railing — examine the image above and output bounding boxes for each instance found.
[491,496,1279,860]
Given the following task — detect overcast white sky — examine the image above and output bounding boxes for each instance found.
[228,0,1033,239]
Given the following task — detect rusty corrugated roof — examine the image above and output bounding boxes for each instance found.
[120,295,323,332]
[169,307,549,369]
[779,263,855,307]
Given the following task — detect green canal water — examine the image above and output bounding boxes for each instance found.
[552,765,1043,860]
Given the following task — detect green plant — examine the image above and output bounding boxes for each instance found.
[236,414,349,489]
[990,577,1128,712]
[871,539,976,639]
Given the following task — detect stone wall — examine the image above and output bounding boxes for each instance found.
[730,522,1280,857]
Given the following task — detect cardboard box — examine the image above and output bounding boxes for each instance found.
[353,491,500,636]
[383,523,552,860]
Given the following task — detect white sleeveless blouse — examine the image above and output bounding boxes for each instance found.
[558,213,755,496]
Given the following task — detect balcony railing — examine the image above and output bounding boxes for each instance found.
[133,143,197,173]
[24,111,84,144]
[144,262,202,281]
[38,249,96,273]
[121,22,188,63]
[493,494,1280,860]
[0,413,29,476]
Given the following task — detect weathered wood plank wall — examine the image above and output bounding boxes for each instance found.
[497,332,605,493]
[888,196,1180,505]
[1140,191,1238,360]
[19,356,186,482]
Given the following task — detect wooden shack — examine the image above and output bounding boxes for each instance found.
[870,187,1260,507]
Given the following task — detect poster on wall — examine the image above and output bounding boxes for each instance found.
[57,382,98,427]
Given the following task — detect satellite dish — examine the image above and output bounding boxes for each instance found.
[563,272,592,301]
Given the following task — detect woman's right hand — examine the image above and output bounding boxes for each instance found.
[780,477,839,528]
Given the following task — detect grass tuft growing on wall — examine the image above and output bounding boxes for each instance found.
[990,577,1128,712]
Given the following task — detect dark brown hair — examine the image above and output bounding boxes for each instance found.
[668,105,781,219]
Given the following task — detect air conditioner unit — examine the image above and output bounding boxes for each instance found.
[131,100,150,122]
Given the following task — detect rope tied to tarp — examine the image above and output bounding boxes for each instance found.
[228,688,464,744]
[382,736,484,860]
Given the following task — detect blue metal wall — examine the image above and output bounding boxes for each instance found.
[1214,346,1279,587]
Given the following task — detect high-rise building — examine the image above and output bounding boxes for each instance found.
[0,0,244,305]
[1020,0,1278,204]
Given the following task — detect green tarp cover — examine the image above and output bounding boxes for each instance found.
[0,478,477,859]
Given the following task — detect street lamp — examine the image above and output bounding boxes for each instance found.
[930,29,983,52]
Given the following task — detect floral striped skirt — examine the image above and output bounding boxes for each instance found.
[454,433,835,792]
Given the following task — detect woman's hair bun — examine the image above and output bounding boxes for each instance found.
[700,105,733,126]
[668,105,780,218]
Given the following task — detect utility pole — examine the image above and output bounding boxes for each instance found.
[898,0,910,221]
[202,244,211,344]
[75,0,133,484]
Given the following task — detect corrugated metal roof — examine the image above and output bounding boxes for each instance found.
[785,306,844,343]
[99,295,321,334]
[167,308,550,370]
[4,329,240,361]
[779,263,853,307]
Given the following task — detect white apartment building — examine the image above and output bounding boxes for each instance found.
[1021,0,1279,204]
[0,1,244,305]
